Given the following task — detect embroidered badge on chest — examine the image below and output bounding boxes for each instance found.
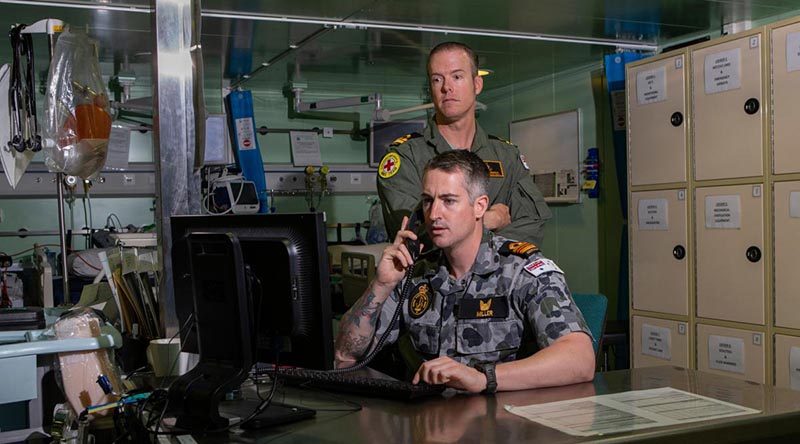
[457,297,510,319]
[524,258,564,277]
[409,282,432,318]
[483,160,505,178]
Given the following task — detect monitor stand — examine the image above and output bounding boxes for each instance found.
[239,402,316,430]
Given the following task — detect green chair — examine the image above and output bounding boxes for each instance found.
[571,293,608,367]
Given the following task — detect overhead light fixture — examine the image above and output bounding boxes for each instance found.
[200,10,657,51]
[478,68,493,77]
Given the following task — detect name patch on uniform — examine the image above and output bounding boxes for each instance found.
[483,160,505,178]
[379,152,401,179]
[409,283,431,318]
[499,241,540,258]
[524,258,564,277]
[457,297,509,319]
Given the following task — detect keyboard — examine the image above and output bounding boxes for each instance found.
[277,368,446,401]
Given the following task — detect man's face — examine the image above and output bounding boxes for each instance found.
[421,168,484,250]
[428,49,483,124]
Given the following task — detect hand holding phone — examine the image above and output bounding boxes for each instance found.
[403,206,424,262]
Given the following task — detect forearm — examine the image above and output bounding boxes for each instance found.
[495,333,595,391]
[334,282,394,364]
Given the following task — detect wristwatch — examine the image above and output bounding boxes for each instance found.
[475,362,497,394]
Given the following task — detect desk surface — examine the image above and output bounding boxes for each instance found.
[207,366,800,443]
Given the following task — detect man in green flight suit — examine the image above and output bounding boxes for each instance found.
[377,41,552,245]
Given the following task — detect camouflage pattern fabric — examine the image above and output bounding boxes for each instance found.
[370,231,592,367]
[376,117,552,245]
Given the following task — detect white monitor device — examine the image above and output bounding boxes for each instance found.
[211,177,260,214]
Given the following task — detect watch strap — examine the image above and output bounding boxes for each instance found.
[477,362,497,394]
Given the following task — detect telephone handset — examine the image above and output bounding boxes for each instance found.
[403,205,425,262]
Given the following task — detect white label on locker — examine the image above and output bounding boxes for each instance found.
[704,48,742,94]
[638,199,669,230]
[708,335,745,374]
[789,191,800,218]
[636,66,667,105]
[642,324,671,360]
[705,195,741,229]
[786,32,800,72]
[675,57,683,69]
[235,118,256,151]
[790,347,800,390]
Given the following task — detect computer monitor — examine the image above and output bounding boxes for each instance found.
[167,232,254,430]
[369,119,427,166]
[171,213,334,371]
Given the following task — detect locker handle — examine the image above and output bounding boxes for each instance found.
[745,246,761,263]
[672,245,686,260]
[670,112,683,127]
[744,98,760,115]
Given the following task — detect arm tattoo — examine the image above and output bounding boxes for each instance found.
[336,291,385,358]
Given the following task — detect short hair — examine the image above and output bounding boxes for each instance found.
[423,150,489,202]
[427,42,479,77]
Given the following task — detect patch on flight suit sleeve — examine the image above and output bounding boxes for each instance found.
[389,132,422,147]
[483,160,504,178]
[499,241,540,258]
[409,282,432,318]
[378,152,401,179]
[523,258,564,277]
[488,134,514,145]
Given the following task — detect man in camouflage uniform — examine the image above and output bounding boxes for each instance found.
[336,150,594,393]
[377,41,551,245]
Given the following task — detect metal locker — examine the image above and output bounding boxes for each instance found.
[697,324,765,383]
[695,185,765,325]
[692,32,765,180]
[774,181,800,328]
[627,52,688,185]
[630,189,689,315]
[632,316,690,369]
[771,20,800,174]
[775,334,800,390]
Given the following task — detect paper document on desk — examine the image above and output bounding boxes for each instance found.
[505,387,760,437]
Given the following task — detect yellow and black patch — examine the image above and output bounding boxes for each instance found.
[499,241,540,258]
[488,134,514,146]
[483,160,505,178]
[389,132,422,147]
[409,283,432,319]
[378,152,401,179]
[457,297,509,319]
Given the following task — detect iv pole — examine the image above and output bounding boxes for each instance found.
[20,19,68,302]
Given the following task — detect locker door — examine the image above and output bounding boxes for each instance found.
[632,316,689,369]
[697,324,765,383]
[692,33,764,180]
[771,21,800,174]
[628,53,688,185]
[774,181,800,328]
[630,189,689,315]
[695,185,765,325]
[775,334,800,390]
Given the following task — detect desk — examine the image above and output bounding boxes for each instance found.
[201,366,800,443]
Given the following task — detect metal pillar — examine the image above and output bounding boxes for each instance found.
[151,0,204,335]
